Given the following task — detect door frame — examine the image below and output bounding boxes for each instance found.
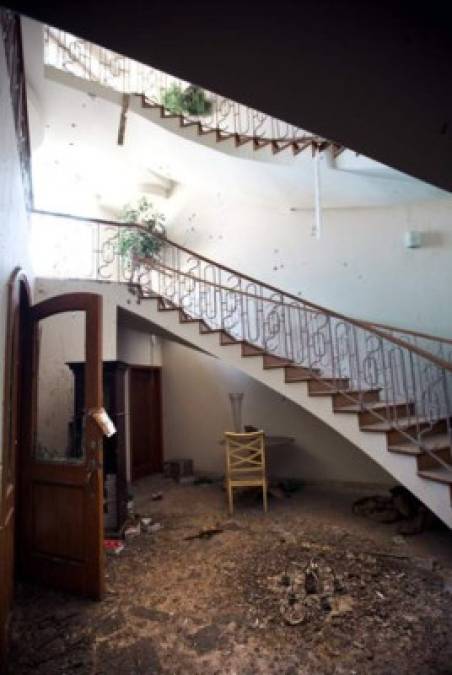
[129,365,163,481]
[0,268,31,668]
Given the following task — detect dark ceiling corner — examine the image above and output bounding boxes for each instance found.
[5,0,452,193]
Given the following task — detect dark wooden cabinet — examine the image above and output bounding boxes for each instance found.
[67,360,128,534]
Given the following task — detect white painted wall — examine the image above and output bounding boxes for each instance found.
[167,190,452,339]
[0,38,34,493]
[117,325,162,366]
[161,338,394,486]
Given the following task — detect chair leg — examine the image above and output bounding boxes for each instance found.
[263,482,268,513]
[227,481,234,515]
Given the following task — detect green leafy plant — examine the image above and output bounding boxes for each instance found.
[117,197,166,259]
[161,83,212,117]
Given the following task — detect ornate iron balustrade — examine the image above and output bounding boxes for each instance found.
[33,210,452,473]
[1,8,33,210]
[43,25,339,154]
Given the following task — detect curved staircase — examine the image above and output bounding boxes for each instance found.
[33,215,452,527]
[35,212,452,527]
[44,25,343,159]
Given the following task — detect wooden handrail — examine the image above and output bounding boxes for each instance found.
[33,208,452,371]
[140,256,452,374]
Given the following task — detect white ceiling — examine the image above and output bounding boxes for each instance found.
[23,17,447,221]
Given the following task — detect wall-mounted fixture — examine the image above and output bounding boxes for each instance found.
[404,230,422,249]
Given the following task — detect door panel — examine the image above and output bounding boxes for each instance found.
[130,367,162,480]
[20,293,104,599]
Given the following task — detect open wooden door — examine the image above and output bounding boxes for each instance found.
[0,270,30,667]
[19,293,105,599]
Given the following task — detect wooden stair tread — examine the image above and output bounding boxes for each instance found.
[390,433,451,455]
[360,416,434,432]
[335,401,398,413]
[418,466,452,485]
[336,401,411,414]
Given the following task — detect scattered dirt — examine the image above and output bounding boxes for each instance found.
[7,478,452,674]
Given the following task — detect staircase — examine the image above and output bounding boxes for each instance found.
[43,25,343,159]
[36,213,452,527]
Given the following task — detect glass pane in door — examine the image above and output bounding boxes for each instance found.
[35,311,86,462]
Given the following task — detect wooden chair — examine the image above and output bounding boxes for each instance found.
[224,431,268,514]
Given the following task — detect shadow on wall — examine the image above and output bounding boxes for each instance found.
[161,339,395,487]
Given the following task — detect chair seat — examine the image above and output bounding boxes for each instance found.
[228,471,266,485]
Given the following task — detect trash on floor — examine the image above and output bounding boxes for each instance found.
[352,485,439,534]
[104,539,125,555]
[148,522,163,533]
[163,458,193,482]
[184,527,224,541]
[151,491,163,501]
[193,476,214,485]
[124,521,141,539]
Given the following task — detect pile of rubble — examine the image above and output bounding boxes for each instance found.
[353,485,438,534]
[272,559,351,626]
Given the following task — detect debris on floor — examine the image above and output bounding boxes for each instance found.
[124,521,141,539]
[151,491,163,501]
[353,485,439,534]
[8,479,452,675]
[184,527,224,541]
[104,539,125,555]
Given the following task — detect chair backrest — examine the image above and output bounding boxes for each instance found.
[224,431,266,476]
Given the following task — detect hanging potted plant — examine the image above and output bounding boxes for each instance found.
[161,83,212,117]
[117,197,166,262]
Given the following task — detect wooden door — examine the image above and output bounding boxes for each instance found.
[19,293,104,599]
[0,270,30,667]
[129,367,162,480]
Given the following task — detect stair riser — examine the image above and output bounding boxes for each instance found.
[285,374,316,383]
[385,420,448,445]
[285,366,320,382]
[263,355,293,369]
[357,402,415,426]
[333,390,381,408]
[417,446,452,471]
[242,343,265,357]
[179,310,198,324]
[309,379,350,395]
[220,331,239,346]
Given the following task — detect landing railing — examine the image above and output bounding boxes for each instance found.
[43,25,338,154]
[34,210,452,472]
[1,8,33,210]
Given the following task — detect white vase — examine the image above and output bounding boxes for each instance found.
[229,393,244,432]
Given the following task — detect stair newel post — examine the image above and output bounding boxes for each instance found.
[256,285,263,351]
[262,290,270,354]
[399,348,412,423]
[239,277,245,343]
[440,365,451,445]
[281,294,291,362]
[408,349,420,444]
[378,335,391,422]
[95,220,101,282]
[300,305,309,370]
[285,301,295,364]
[176,247,182,309]
[219,267,225,332]
[326,314,336,386]
[351,324,364,409]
